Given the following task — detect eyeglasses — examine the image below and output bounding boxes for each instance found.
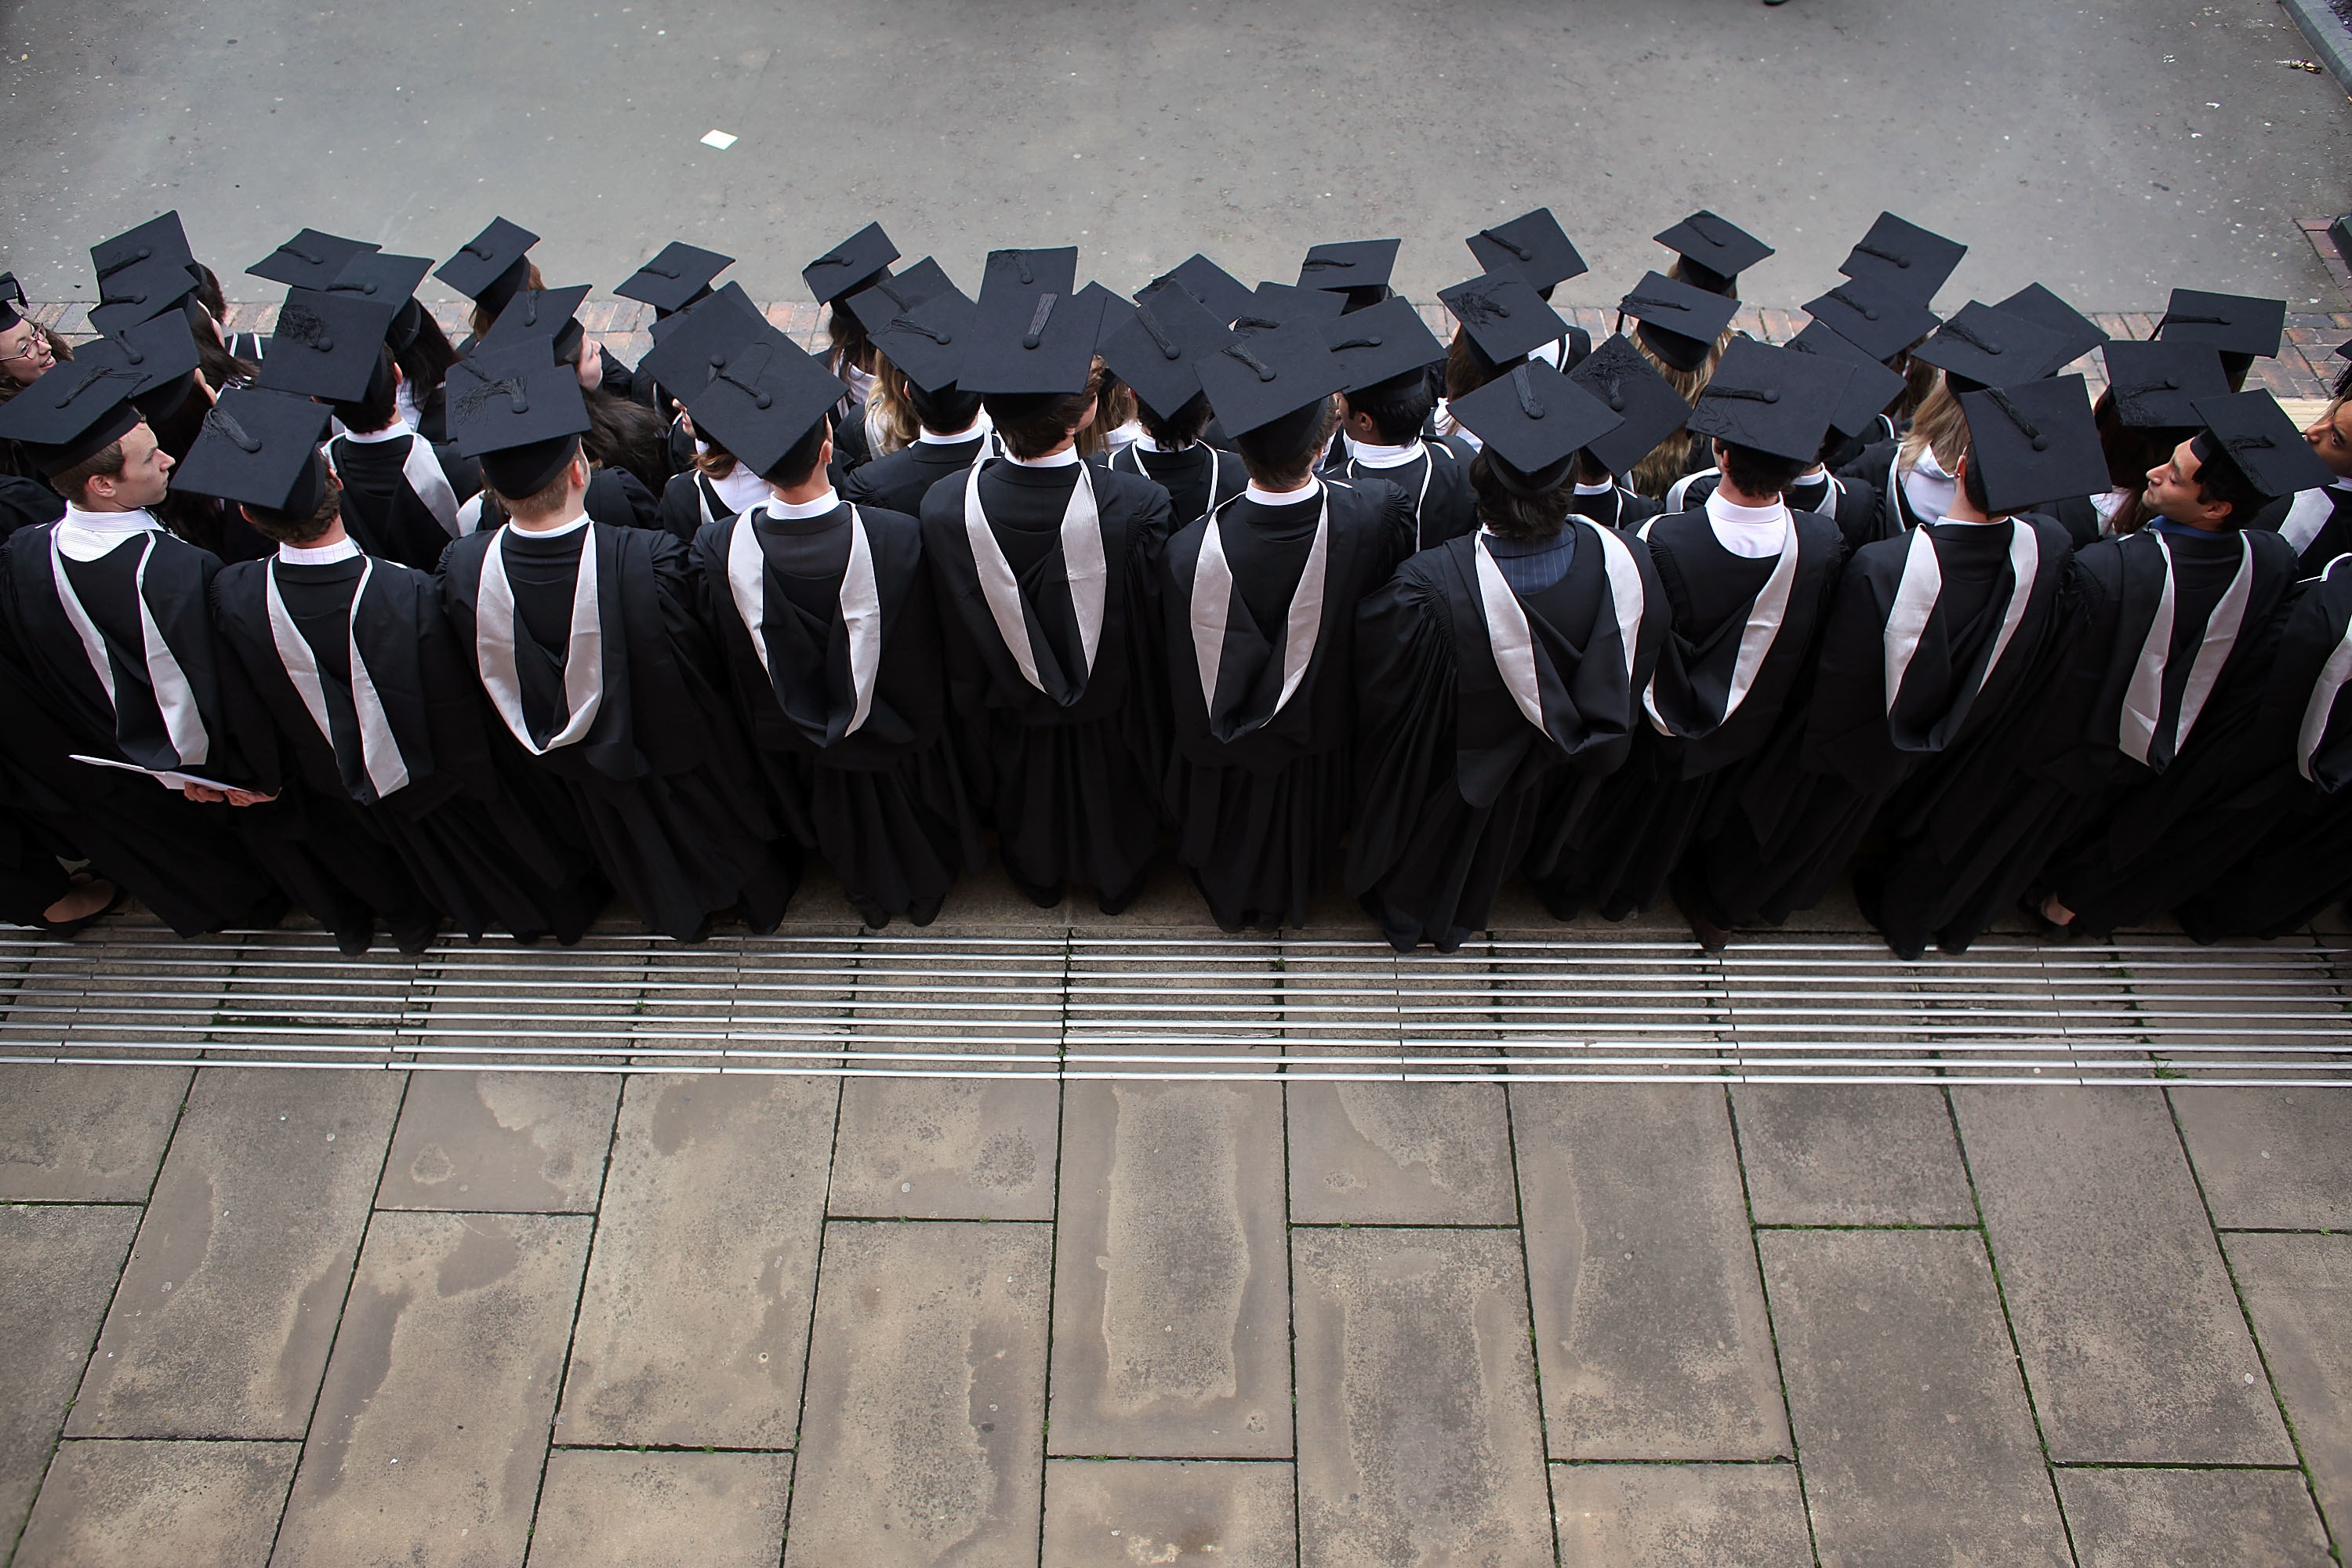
[0,334,53,365]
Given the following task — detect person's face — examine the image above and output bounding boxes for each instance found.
[0,317,56,385]
[2144,438,2229,529]
[2304,401,2352,481]
[91,421,172,510]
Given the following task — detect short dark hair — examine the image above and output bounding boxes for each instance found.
[1468,448,1572,543]
[240,470,344,546]
[985,369,1102,460]
[1135,390,1213,449]
[2187,432,2262,528]
[907,379,985,437]
[331,346,401,434]
[1715,441,1807,499]
[759,418,831,489]
[1232,396,1338,490]
[1345,369,1436,446]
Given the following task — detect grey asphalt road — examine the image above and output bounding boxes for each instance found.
[2,0,2347,314]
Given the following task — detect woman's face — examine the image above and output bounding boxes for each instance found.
[0,318,55,385]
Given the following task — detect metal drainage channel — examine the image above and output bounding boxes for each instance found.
[0,928,2345,1087]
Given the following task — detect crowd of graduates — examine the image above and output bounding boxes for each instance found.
[0,201,2347,960]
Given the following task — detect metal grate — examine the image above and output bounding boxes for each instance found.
[0,926,2345,1087]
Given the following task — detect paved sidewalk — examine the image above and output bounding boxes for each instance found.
[1,862,2347,1566]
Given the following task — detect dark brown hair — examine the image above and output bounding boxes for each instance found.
[1468,448,1571,543]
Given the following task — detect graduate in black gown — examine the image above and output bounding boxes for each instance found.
[839,274,1007,518]
[0,363,287,935]
[918,247,1174,911]
[1677,377,2089,952]
[1613,271,1743,497]
[649,299,980,928]
[1094,281,1250,531]
[613,240,737,435]
[1539,341,1854,920]
[1316,296,1474,550]
[189,390,609,949]
[435,339,795,942]
[805,222,903,474]
[1156,316,1414,931]
[1348,360,1668,953]
[2009,394,2328,942]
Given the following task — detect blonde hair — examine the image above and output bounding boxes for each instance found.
[864,361,920,459]
[1627,329,1728,499]
[1077,365,1134,459]
[1896,376,1970,479]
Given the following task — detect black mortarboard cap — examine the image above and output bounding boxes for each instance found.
[648,280,764,347]
[1322,296,1448,395]
[1567,332,1693,478]
[1957,375,2107,513]
[0,357,145,474]
[2190,390,2336,500]
[639,309,845,481]
[324,249,432,308]
[2158,289,2286,361]
[1153,254,1254,326]
[1447,360,1623,488]
[1912,302,2071,390]
[2100,340,2230,428]
[1194,315,1348,437]
[803,222,898,303]
[1243,281,1346,327]
[1080,282,1137,350]
[247,229,378,292]
[1786,320,1910,440]
[1099,282,1229,417]
[1996,282,2108,373]
[1466,209,1588,292]
[1838,212,1967,303]
[1653,210,1773,296]
[92,212,194,282]
[435,217,539,316]
[1802,271,1941,363]
[1442,270,1573,365]
[1617,271,1739,373]
[170,389,333,517]
[478,285,591,360]
[864,281,975,395]
[448,343,593,496]
[957,247,1102,396]
[75,311,205,421]
[256,289,403,404]
[615,241,734,318]
[1682,337,1856,463]
[0,271,23,332]
[1298,238,1400,297]
[842,256,956,335]
[87,250,200,335]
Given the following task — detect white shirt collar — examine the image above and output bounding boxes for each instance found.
[1342,435,1426,469]
[1573,480,1617,496]
[1931,513,2006,528]
[1006,445,1082,468]
[509,509,591,539]
[57,504,165,562]
[1704,489,1790,559]
[764,488,843,520]
[1132,432,1197,456]
[706,463,774,515]
[338,419,416,446]
[916,410,993,445]
[278,535,362,564]
[1244,477,1321,507]
[2332,476,2352,492]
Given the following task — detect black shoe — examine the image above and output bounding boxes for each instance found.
[34,879,126,940]
[391,919,439,956]
[1672,869,1732,953]
[2018,890,2078,942]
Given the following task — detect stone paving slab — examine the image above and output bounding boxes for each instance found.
[270,1210,593,1568]
[1513,1083,1788,1461]
[2225,1232,2352,1543]
[1040,1458,1295,1568]
[68,1069,403,1440]
[1952,1087,2293,1464]
[374,1071,619,1214]
[527,1450,792,1568]
[9,1439,298,1568]
[2172,1087,2352,1230]
[558,1073,834,1448]
[1552,1461,1815,1568]
[1283,1080,1519,1225]
[1291,1227,1554,1568]
[0,1204,140,1545]
[1760,1228,2071,1568]
[1050,1080,1291,1460]
[2055,1466,2334,1568]
[1730,1084,1976,1226]
[827,1073,1062,1221]
[785,1221,1051,1568]
[0,1065,189,1201]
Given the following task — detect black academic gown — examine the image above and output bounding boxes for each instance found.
[330,429,464,571]
[843,432,996,519]
[1160,477,1415,931]
[1348,520,1668,953]
[919,455,1173,910]
[437,518,796,941]
[211,548,610,946]
[1668,467,1886,554]
[1101,441,1250,532]
[0,475,63,541]
[1324,438,1479,552]
[2174,558,2352,938]
[2256,481,2352,575]
[1867,522,2295,954]
[1684,514,2074,936]
[691,500,981,928]
[0,516,287,935]
[1537,503,1846,920]
[1568,485,1666,533]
